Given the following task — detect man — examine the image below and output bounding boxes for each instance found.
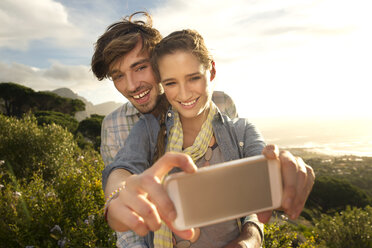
[91,12,315,248]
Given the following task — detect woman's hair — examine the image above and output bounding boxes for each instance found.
[91,11,162,80]
[151,29,213,163]
[151,29,213,83]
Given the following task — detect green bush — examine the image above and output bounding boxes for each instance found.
[0,115,115,247]
[0,114,78,182]
[313,206,372,248]
[263,218,317,248]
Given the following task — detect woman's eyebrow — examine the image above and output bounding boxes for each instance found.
[161,72,201,83]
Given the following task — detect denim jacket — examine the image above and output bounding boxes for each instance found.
[102,108,265,188]
[102,108,265,247]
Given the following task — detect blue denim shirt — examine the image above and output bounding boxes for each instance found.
[102,108,265,247]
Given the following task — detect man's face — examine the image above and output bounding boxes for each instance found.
[108,41,160,114]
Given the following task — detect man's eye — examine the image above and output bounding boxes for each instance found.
[136,65,147,72]
[111,74,123,81]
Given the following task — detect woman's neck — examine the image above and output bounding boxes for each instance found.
[180,107,210,148]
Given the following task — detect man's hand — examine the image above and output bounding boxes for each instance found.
[105,152,197,239]
[259,144,315,223]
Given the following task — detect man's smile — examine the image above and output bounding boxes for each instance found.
[133,89,150,99]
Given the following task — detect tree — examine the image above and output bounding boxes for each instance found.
[34,110,79,133]
[0,82,34,117]
[31,91,85,116]
[0,82,86,117]
[76,114,104,150]
[306,176,372,214]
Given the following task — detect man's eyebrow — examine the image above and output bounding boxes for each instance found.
[108,58,150,77]
[130,58,150,69]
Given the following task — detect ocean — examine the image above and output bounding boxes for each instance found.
[253,116,372,157]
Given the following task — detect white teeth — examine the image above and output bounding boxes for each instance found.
[133,90,150,99]
[181,99,196,106]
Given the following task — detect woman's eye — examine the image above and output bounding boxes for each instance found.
[164,82,176,86]
[190,76,201,81]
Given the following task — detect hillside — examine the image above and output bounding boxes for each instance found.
[51,88,123,120]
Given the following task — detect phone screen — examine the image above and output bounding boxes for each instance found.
[177,160,272,226]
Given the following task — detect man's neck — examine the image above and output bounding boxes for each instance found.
[150,94,168,118]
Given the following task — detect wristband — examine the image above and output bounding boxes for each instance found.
[103,183,126,221]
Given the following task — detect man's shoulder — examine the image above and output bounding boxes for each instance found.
[102,102,140,125]
[212,90,232,101]
[212,90,237,119]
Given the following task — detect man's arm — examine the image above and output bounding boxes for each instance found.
[105,152,197,239]
[104,168,132,232]
[224,222,262,248]
[100,114,117,166]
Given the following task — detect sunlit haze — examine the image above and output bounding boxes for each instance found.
[1,0,371,155]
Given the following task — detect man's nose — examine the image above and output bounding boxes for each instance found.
[126,73,140,92]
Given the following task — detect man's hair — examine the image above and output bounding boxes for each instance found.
[91,11,162,80]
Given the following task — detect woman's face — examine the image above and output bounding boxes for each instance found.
[158,51,214,120]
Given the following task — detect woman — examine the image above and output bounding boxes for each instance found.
[104,29,266,247]
[151,29,266,247]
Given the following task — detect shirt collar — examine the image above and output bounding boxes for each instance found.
[124,102,140,116]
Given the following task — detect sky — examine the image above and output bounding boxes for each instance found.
[1,0,371,119]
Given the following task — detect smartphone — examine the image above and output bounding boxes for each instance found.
[164,155,282,230]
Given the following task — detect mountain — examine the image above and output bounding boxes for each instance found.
[51,88,123,121]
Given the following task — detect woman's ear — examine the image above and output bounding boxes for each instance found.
[210,61,216,81]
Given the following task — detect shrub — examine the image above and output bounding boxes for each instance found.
[263,216,317,248]
[313,206,372,248]
[0,115,115,247]
[0,114,80,182]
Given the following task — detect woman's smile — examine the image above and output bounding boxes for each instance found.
[179,97,200,109]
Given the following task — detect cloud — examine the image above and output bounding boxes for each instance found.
[0,61,125,104]
[151,0,357,62]
[0,0,83,50]
[0,61,89,88]
[148,0,371,118]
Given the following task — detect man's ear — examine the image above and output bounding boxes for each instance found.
[210,61,216,81]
